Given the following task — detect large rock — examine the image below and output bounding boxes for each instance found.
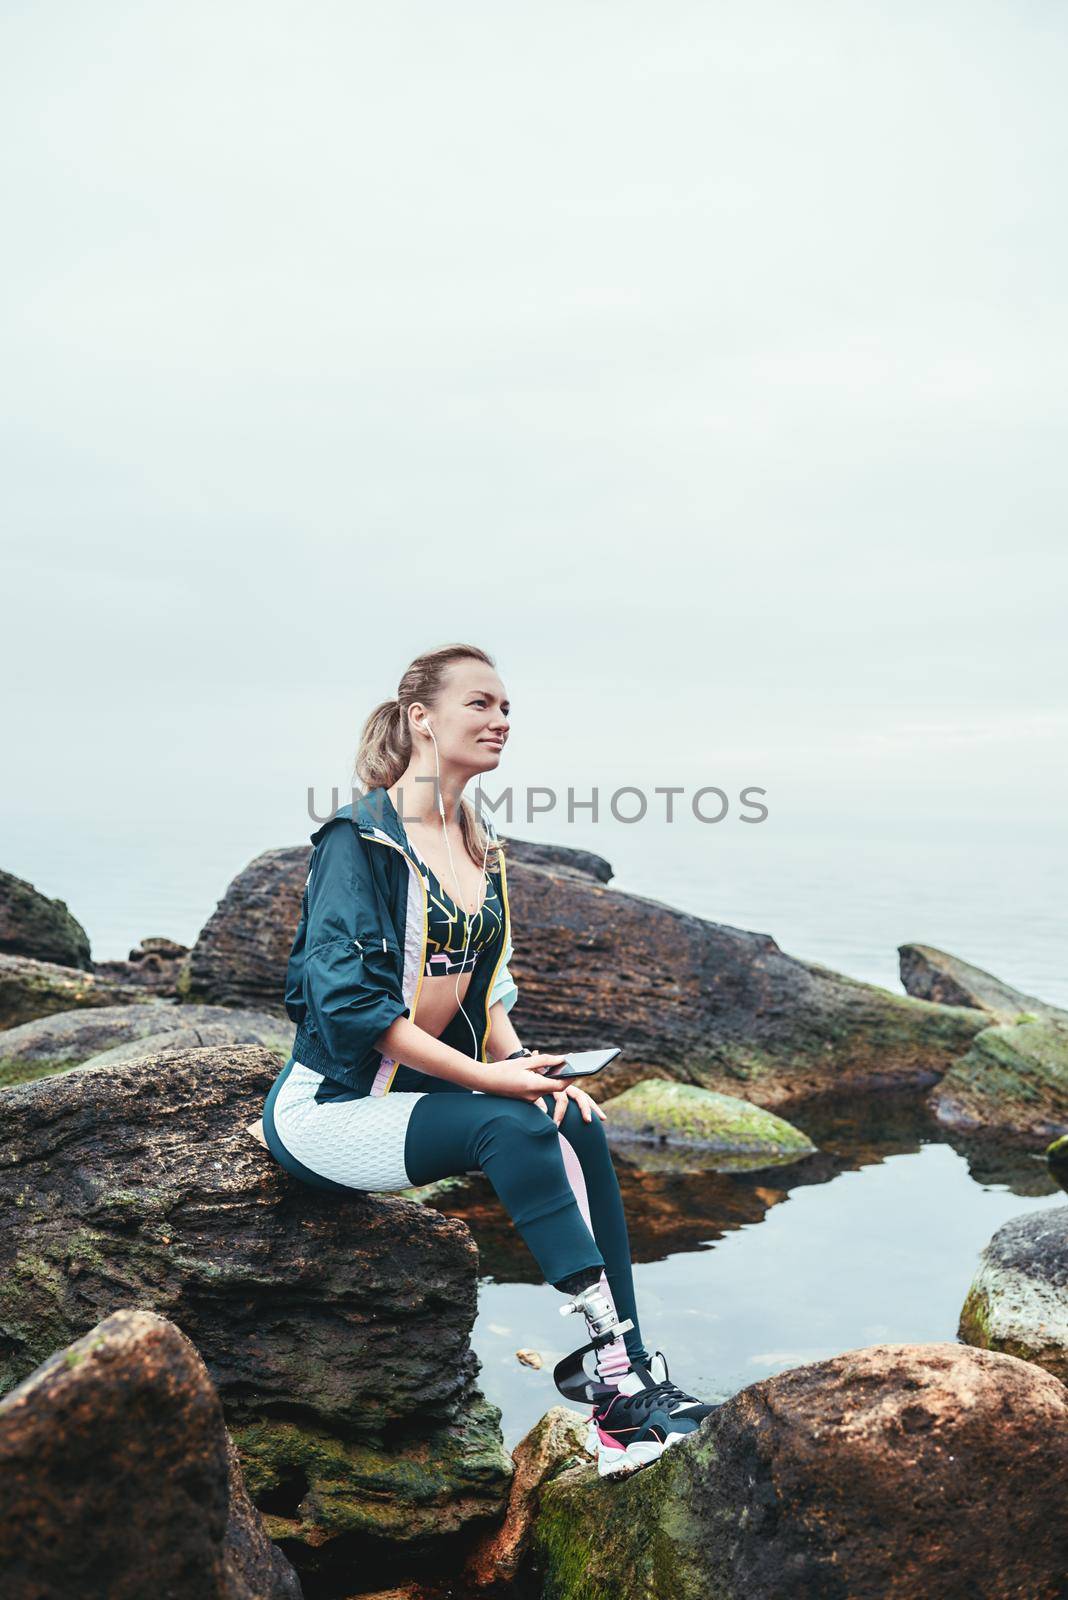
[184,837,611,1011]
[186,843,986,1107]
[465,1406,591,1590]
[959,1204,1068,1383]
[0,951,149,1030]
[0,1044,511,1582]
[529,1343,1068,1600]
[601,1078,816,1171]
[0,1307,301,1600]
[185,847,308,1008]
[0,867,92,970]
[899,942,1065,1022]
[0,1000,292,1088]
[928,1015,1068,1140]
[501,838,613,883]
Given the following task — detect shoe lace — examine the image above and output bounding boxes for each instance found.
[651,1377,699,1409]
[599,1379,691,1420]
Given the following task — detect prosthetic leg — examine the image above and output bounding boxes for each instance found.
[553,1279,635,1406]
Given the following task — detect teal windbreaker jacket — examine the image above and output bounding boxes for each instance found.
[285,786,518,1095]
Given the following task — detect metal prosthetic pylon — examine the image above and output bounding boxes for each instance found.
[553,1282,635,1406]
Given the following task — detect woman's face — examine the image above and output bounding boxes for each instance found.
[419,660,510,771]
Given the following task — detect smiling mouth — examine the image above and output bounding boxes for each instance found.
[480,739,505,748]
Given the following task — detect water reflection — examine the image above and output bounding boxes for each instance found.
[425,1089,1063,1450]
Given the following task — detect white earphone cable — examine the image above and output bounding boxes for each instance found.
[423,720,492,1057]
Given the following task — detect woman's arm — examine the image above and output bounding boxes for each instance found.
[373,1015,492,1089]
[373,1013,562,1100]
[485,997,523,1062]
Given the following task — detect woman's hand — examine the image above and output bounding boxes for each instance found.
[483,1054,569,1102]
[545,1082,607,1126]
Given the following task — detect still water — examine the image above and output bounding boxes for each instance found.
[432,1090,1063,1451]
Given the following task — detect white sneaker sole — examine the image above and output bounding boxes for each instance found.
[585,1422,687,1477]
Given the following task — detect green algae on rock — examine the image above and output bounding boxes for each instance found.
[0,867,92,971]
[958,1205,1068,1384]
[1049,1133,1068,1193]
[928,1015,1068,1141]
[232,1393,511,1552]
[600,1078,816,1171]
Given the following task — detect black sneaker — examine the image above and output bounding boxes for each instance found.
[586,1370,699,1477]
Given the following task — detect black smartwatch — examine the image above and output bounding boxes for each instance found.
[505,1047,533,1060]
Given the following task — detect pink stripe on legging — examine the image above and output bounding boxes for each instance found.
[556,1127,631,1384]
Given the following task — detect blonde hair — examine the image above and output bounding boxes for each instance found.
[353,643,505,870]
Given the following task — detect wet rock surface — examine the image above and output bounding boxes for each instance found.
[0,1044,511,1585]
[529,1342,1068,1600]
[0,1306,302,1600]
[959,1203,1068,1383]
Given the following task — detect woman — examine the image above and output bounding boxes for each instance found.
[261,642,718,1475]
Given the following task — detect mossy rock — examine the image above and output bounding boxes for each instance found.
[929,1016,1068,1140]
[601,1078,816,1164]
[1048,1133,1068,1193]
[958,1206,1068,1383]
[231,1395,511,1551]
[0,869,92,970]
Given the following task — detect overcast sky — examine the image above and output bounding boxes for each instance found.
[2,2,1065,977]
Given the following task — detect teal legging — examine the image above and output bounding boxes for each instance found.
[263,1059,650,1368]
[405,1087,649,1367]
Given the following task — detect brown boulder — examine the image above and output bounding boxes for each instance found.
[0,1306,301,1600]
[465,1405,590,1589]
[0,1044,511,1580]
[531,1342,1068,1599]
[186,842,986,1108]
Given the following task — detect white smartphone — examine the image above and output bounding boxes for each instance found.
[549,1048,621,1080]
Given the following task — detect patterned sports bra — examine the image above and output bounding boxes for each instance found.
[409,839,504,977]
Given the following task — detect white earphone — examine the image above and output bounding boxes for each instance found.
[415,713,493,1055]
